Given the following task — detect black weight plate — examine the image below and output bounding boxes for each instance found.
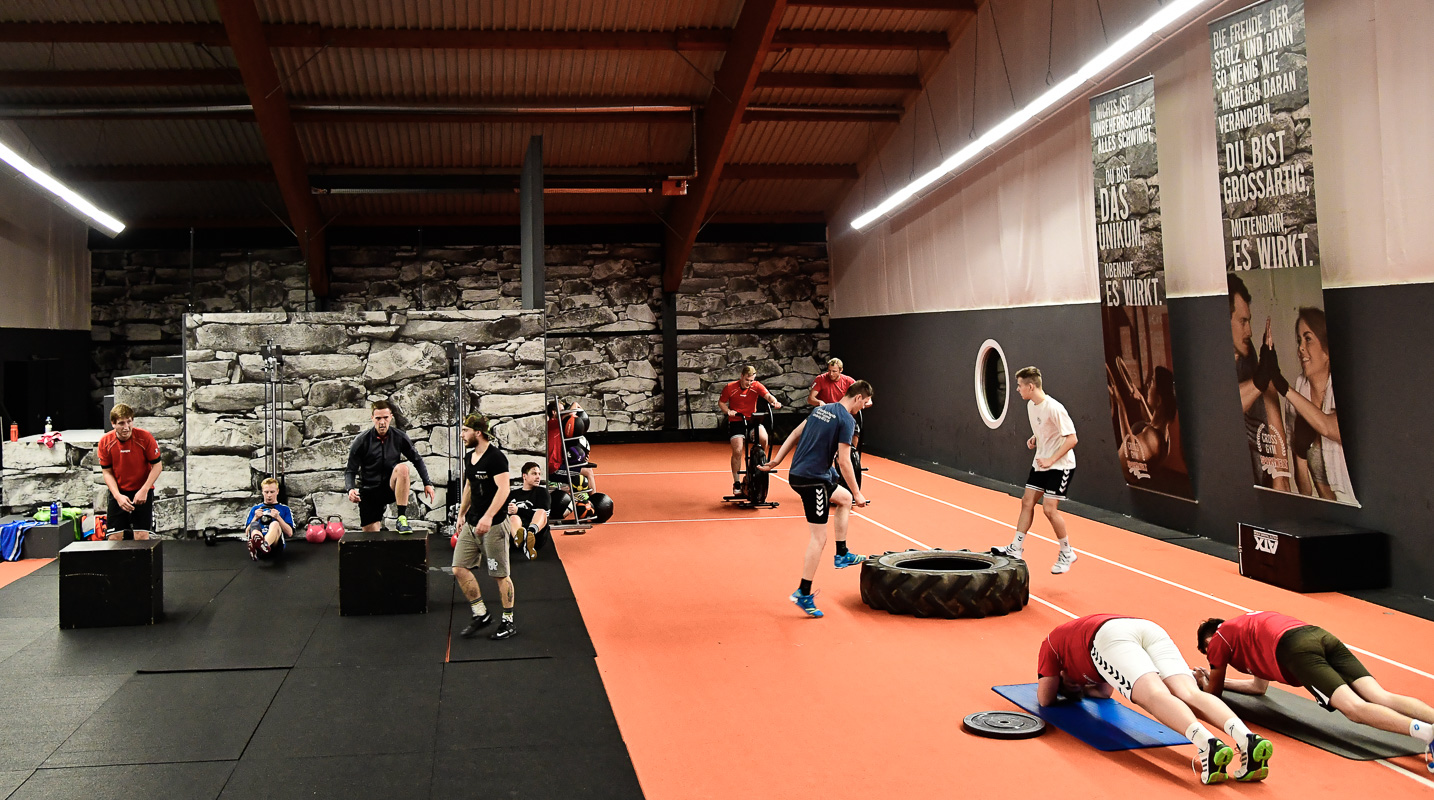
[962,711,1046,739]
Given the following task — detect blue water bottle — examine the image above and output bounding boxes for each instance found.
[50,500,60,525]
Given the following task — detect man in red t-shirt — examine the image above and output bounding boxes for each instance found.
[1196,611,1434,762]
[1038,614,1269,784]
[808,358,861,450]
[96,402,163,538]
[718,366,782,495]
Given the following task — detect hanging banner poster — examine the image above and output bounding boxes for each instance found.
[1211,0,1357,505]
[1090,77,1194,500]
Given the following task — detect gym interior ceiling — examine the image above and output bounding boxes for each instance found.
[0,1,981,248]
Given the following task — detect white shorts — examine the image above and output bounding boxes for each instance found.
[1090,618,1193,699]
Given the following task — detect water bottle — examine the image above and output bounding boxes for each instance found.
[50,500,60,525]
[44,416,53,434]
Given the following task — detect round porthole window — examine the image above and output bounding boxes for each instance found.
[974,339,1008,429]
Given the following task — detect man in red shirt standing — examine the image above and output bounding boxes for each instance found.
[96,403,163,538]
[1038,614,1270,784]
[808,358,860,450]
[1196,611,1434,767]
[718,366,782,496]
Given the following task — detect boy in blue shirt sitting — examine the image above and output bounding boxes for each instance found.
[244,477,294,561]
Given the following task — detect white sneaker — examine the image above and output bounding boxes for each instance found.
[1051,549,1077,574]
[997,542,1024,560]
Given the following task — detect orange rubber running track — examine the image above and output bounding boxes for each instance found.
[555,443,1434,799]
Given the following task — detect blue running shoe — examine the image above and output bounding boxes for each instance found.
[833,551,865,569]
[789,590,823,617]
[396,515,412,535]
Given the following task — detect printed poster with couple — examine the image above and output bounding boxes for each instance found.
[1211,0,1357,505]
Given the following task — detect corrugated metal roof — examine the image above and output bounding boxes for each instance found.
[14,118,267,166]
[709,178,851,214]
[750,87,908,108]
[0,42,235,70]
[0,86,243,105]
[780,6,958,33]
[762,47,926,75]
[256,0,743,31]
[298,120,693,170]
[0,1,216,24]
[274,48,721,102]
[730,120,874,165]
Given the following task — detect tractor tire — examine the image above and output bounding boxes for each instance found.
[859,548,1029,619]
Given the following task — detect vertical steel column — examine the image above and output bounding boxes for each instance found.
[520,135,545,311]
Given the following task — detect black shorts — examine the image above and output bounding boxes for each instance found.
[1275,626,1371,710]
[789,476,837,524]
[727,418,765,440]
[1025,468,1074,500]
[106,490,154,533]
[358,485,396,527]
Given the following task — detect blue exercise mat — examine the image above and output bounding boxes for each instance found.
[993,683,1189,751]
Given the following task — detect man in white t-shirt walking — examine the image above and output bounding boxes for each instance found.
[997,366,1080,574]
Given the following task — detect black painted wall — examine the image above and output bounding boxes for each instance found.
[833,283,1434,596]
[0,327,96,440]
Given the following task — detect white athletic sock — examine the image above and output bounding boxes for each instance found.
[1186,722,1214,746]
[1223,717,1253,743]
[1411,719,1434,744]
[1058,539,1073,554]
[471,599,487,617]
[1011,531,1027,546]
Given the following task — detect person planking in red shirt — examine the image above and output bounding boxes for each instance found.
[1196,611,1434,770]
[718,365,782,496]
[96,403,163,538]
[1038,614,1271,784]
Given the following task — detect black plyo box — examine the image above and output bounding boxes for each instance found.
[59,539,164,628]
[339,530,429,615]
[1238,520,1388,593]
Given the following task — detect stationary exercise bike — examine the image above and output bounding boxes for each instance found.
[722,405,779,509]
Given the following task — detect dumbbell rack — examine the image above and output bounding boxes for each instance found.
[549,407,593,535]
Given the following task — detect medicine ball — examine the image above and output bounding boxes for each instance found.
[550,489,572,522]
[590,492,614,523]
[562,408,590,438]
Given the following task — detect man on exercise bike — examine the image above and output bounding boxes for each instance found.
[719,366,783,497]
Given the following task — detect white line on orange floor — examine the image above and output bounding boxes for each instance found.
[604,515,804,525]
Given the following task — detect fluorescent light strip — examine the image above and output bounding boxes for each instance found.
[0,139,125,235]
[851,0,1210,230]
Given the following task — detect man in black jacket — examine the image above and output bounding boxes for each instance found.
[345,400,436,533]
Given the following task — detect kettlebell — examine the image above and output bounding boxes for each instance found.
[449,529,459,550]
[325,515,346,541]
[305,517,326,544]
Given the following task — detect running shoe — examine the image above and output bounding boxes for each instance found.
[490,620,518,640]
[396,515,412,535]
[1051,548,1078,574]
[833,551,866,569]
[460,611,492,638]
[523,528,537,561]
[1193,736,1234,785]
[1230,733,1272,782]
[996,542,1024,560]
[732,481,743,497]
[789,590,823,618]
[247,531,263,561]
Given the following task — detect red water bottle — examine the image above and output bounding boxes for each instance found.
[8,422,16,442]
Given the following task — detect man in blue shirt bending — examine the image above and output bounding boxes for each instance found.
[761,380,874,618]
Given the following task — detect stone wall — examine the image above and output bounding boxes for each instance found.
[1,373,185,535]
[93,239,831,438]
[183,310,545,535]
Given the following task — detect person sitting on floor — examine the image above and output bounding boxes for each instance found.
[243,477,294,562]
[1038,613,1272,784]
[506,461,551,561]
[1195,611,1434,767]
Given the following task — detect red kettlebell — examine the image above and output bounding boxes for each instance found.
[450,529,459,549]
[325,515,345,541]
[305,517,326,544]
